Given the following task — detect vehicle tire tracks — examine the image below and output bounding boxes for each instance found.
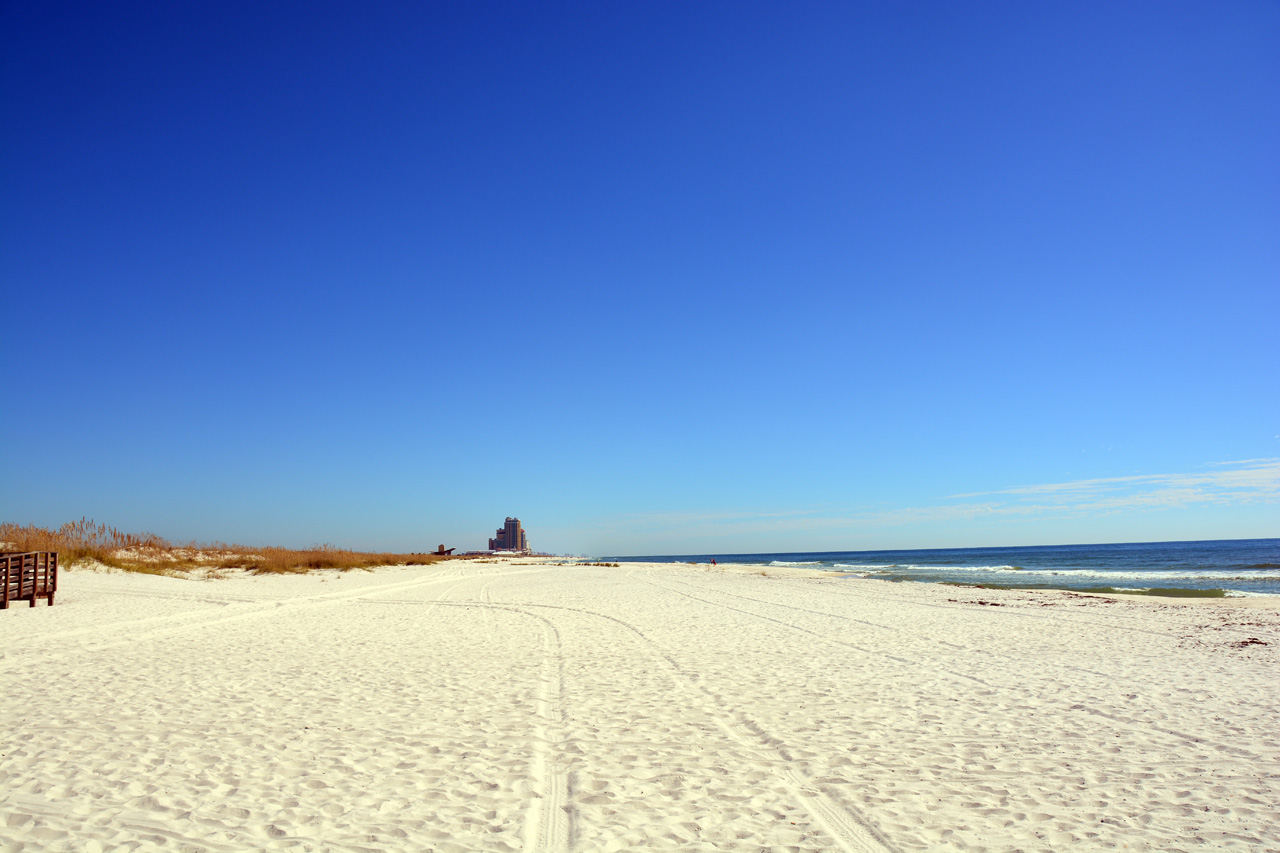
[373,596,573,852]
[0,567,496,676]
[640,571,1266,764]
[434,595,898,853]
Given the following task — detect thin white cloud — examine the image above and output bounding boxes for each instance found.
[1208,458,1280,466]
[601,458,1280,537]
[949,458,1280,504]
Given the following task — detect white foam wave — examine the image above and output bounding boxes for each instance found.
[769,560,1280,585]
[874,564,1022,572]
[1020,568,1280,581]
[873,565,1280,581]
[829,563,1021,572]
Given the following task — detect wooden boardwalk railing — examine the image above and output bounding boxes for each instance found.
[1,552,58,609]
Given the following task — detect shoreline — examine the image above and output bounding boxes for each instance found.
[616,558,1280,608]
[611,537,1280,600]
[62,553,1280,605]
[3,557,1277,850]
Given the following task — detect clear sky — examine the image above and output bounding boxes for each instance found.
[3,1,1277,556]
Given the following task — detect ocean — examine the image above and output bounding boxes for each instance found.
[612,538,1280,597]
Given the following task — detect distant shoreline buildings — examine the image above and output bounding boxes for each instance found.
[488,517,529,554]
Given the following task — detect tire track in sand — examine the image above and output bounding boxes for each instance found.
[471,582,572,852]
[0,566,501,676]
[450,593,898,853]
[643,571,1267,764]
[523,614,571,853]
[677,576,1121,678]
[375,594,573,852]
[816,579,1177,638]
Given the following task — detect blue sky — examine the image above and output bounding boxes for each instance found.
[3,1,1277,555]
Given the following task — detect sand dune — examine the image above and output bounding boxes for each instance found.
[1,559,1276,851]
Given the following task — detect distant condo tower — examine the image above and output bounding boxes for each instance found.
[489,517,529,553]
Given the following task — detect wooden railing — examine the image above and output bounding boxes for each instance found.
[1,552,58,609]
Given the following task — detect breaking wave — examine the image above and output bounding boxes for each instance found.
[1013,568,1280,581]
[815,563,1280,582]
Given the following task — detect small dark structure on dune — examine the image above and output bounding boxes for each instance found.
[434,545,455,556]
[2,552,58,608]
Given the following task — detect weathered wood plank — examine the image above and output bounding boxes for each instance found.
[0,551,57,609]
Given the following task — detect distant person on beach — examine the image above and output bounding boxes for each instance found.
[711,558,717,566]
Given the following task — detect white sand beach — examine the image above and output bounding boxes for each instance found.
[1,558,1277,852]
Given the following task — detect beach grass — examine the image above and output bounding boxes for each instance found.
[0,517,462,574]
